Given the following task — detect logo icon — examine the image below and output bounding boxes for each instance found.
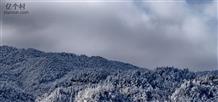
[5,3,26,10]
[4,2,29,15]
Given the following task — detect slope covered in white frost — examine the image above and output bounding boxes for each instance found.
[0,46,217,102]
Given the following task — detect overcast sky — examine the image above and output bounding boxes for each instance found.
[1,0,217,71]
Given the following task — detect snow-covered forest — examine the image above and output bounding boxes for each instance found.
[0,46,217,102]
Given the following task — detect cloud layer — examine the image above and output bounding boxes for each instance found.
[1,0,217,70]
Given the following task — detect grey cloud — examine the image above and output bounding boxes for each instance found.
[1,0,217,71]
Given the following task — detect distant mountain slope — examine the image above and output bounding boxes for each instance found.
[0,46,217,102]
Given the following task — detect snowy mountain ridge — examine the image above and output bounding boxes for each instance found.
[0,46,217,102]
